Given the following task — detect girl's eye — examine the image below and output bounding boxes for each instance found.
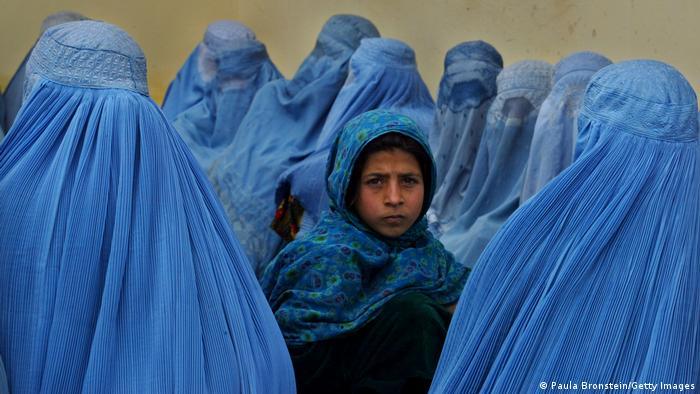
[401,177,419,186]
[365,177,383,186]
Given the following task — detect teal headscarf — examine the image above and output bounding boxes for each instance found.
[261,109,469,345]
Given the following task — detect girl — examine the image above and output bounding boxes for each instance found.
[262,109,469,393]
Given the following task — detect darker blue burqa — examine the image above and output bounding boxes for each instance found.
[427,41,503,233]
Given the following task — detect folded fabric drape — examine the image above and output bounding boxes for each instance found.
[430,59,699,393]
[0,20,295,393]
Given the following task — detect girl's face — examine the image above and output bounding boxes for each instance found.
[353,148,424,238]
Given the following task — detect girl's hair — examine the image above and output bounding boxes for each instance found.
[345,132,432,210]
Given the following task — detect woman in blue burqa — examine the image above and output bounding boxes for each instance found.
[166,20,282,170]
[0,20,295,393]
[426,40,503,233]
[261,109,469,393]
[208,15,379,274]
[429,60,699,393]
[162,20,266,120]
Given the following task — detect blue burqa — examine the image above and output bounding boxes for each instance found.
[208,15,380,274]
[2,11,87,131]
[0,21,295,393]
[430,59,699,393]
[427,41,503,233]
[169,22,282,170]
[162,20,280,126]
[520,51,611,201]
[439,60,552,267]
[274,37,436,241]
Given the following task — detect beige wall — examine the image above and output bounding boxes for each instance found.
[1,1,699,104]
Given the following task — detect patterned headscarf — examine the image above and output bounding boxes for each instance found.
[261,109,469,345]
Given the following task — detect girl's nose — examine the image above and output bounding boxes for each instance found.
[384,180,404,206]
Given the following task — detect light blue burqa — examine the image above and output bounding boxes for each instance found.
[427,41,503,233]
[208,15,380,274]
[2,11,87,131]
[274,37,436,240]
[162,20,280,126]
[169,22,282,170]
[0,21,295,393]
[430,59,699,393]
[439,60,552,267]
[520,51,611,201]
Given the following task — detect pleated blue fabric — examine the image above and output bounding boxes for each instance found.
[0,20,295,393]
[208,15,380,274]
[430,59,699,393]
[170,22,282,170]
[2,11,87,131]
[274,37,436,240]
[520,51,611,202]
[439,61,552,267]
[427,41,503,233]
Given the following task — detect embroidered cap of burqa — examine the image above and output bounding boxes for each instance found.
[439,61,552,267]
[0,21,295,393]
[427,41,503,233]
[171,22,282,170]
[274,37,436,240]
[208,15,379,274]
[520,51,611,201]
[2,11,87,131]
[430,59,699,393]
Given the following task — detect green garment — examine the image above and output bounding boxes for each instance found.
[289,292,451,394]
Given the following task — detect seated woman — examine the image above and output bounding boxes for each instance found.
[0,20,295,393]
[261,109,469,393]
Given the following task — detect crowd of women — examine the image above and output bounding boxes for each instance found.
[0,10,697,394]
